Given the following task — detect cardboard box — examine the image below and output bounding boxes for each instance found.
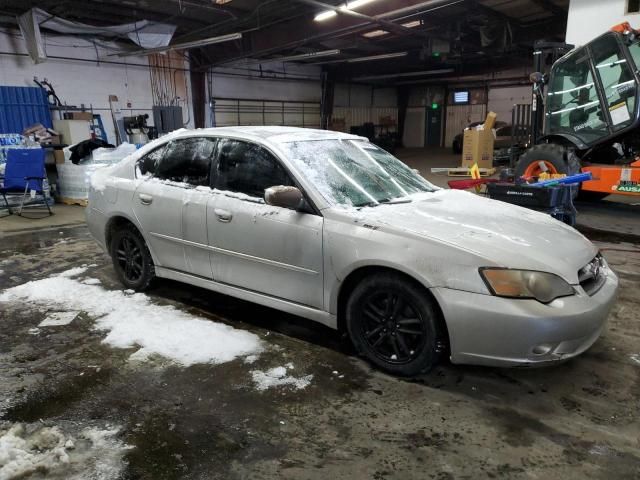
[64,111,94,121]
[461,111,497,169]
[53,119,91,145]
[54,149,65,164]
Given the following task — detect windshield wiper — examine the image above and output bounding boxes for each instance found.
[354,197,412,208]
[379,197,412,204]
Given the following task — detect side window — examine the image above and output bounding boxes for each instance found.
[215,139,293,198]
[591,34,636,131]
[545,50,607,143]
[137,145,166,177]
[156,137,217,186]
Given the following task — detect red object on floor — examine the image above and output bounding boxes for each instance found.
[447,178,500,190]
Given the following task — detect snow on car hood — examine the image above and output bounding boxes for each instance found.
[348,189,597,282]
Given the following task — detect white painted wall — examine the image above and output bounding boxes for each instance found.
[566,0,640,46]
[0,27,327,141]
[0,28,192,143]
[487,86,531,125]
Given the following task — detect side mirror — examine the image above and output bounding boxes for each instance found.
[529,71,545,84]
[265,185,305,211]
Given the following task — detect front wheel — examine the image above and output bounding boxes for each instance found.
[110,225,155,291]
[346,273,443,376]
[515,143,582,198]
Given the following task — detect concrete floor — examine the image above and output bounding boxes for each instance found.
[0,148,639,479]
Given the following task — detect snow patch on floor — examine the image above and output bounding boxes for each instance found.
[56,267,88,278]
[0,423,131,480]
[0,268,263,367]
[251,365,313,391]
[81,278,101,285]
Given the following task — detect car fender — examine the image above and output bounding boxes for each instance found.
[322,217,492,315]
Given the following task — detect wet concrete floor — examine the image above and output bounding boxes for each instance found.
[0,225,639,479]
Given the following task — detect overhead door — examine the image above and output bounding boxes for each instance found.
[212,97,321,128]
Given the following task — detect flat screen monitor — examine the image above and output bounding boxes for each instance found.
[453,91,469,104]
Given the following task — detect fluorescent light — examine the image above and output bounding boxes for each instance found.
[362,29,388,38]
[273,49,341,62]
[362,19,423,38]
[314,0,380,22]
[402,20,423,28]
[354,68,454,81]
[315,10,337,21]
[346,51,408,63]
[234,49,341,66]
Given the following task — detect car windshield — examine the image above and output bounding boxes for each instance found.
[282,139,437,207]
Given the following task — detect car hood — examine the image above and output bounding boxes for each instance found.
[347,189,596,283]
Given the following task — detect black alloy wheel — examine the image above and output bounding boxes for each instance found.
[361,291,427,365]
[116,235,144,283]
[346,273,442,376]
[110,225,155,291]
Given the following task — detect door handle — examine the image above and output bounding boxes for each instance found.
[214,208,233,223]
[139,193,153,205]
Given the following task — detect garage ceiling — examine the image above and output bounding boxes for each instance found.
[0,0,569,83]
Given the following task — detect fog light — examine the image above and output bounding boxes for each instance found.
[532,344,553,355]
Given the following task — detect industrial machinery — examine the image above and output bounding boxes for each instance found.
[516,22,640,198]
[123,114,151,146]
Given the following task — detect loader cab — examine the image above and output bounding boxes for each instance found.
[544,30,640,148]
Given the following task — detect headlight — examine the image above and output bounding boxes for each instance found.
[479,268,574,303]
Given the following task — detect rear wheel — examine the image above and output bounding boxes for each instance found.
[346,273,442,376]
[110,225,155,291]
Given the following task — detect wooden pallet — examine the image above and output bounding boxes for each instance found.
[58,196,88,207]
[447,167,496,177]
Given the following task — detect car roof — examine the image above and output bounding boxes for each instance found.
[168,126,365,144]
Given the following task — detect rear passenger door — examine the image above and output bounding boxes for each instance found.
[207,138,324,309]
[132,136,217,278]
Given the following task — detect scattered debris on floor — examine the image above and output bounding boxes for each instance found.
[38,311,78,327]
[251,364,313,391]
[0,423,131,480]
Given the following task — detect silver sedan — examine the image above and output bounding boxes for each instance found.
[87,127,618,376]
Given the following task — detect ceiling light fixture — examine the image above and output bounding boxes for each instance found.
[353,68,454,81]
[269,49,342,62]
[346,51,408,63]
[362,19,423,38]
[233,49,342,66]
[314,0,380,21]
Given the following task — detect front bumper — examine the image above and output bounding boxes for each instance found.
[432,267,618,367]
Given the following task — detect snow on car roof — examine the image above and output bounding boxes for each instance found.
[169,126,365,144]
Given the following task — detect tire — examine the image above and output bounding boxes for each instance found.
[346,273,442,376]
[515,143,582,198]
[515,143,582,177]
[110,224,155,291]
[452,138,462,155]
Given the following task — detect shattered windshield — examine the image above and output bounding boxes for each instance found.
[282,139,437,207]
[283,140,436,207]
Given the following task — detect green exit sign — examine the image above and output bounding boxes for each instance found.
[431,103,439,109]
